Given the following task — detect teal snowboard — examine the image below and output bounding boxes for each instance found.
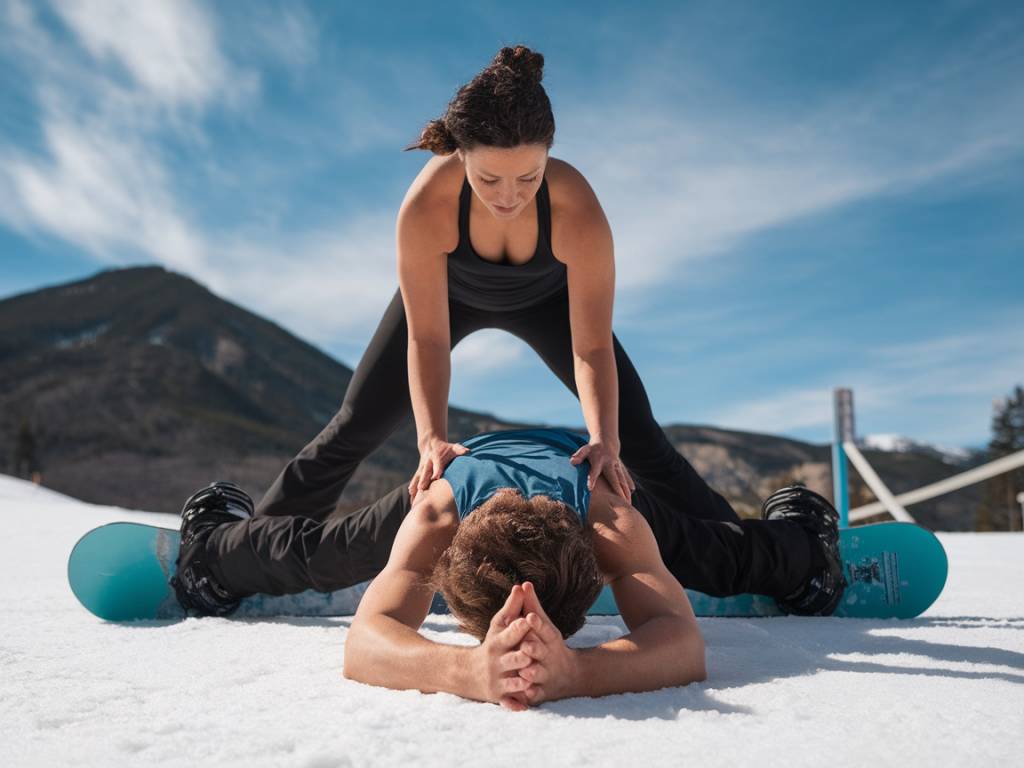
[68,522,370,621]
[592,520,949,618]
[69,521,947,622]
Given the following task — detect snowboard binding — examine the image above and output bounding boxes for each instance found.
[762,484,848,616]
[170,481,253,617]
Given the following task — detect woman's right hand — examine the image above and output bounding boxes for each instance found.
[409,437,471,502]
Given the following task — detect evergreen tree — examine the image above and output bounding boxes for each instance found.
[977,386,1024,531]
[12,419,40,480]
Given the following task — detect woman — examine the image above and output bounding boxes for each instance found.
[256,45,736,526]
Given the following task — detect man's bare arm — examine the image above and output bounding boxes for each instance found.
[516,484,706,702]
[342,489,538,709]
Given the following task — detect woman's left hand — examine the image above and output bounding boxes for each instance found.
[569,440,635,500]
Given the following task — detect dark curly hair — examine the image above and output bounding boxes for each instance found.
[430,489,603,641]
[404,45,555,154]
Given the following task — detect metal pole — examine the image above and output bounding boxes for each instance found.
[833,388,855,528]
[1017,492,1024,533]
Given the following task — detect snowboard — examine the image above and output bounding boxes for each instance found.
[68,521,947,622]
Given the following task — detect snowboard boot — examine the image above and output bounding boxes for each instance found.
[170,481,253,616]
[761,484,847,616]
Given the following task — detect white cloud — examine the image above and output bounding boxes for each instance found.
[210,213,399,344]
[710,387,834,436]
[51,0,239,108]
[241,3,318,75]
[5,117,205,271]
[558,19,1024,308]
[0,0,243,275]
[451,329,529,375]
[711,314,1024,444]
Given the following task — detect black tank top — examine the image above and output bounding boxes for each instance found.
[446,174,567,311]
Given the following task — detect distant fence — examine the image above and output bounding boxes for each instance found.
[832,388,1024,529]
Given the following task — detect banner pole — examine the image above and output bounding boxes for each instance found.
[832,388,855,528]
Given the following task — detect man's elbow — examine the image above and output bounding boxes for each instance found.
[342,628,368,683]
[342,646,359,682]
[668,619,706,685]
[685,630,707,684]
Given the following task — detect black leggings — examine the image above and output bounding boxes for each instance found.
[256,287,739,525]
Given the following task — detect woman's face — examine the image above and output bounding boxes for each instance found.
[458,144,549,220]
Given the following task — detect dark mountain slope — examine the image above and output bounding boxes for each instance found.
[0,267,516,511]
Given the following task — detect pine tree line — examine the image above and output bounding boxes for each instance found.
[976,385,1024,531]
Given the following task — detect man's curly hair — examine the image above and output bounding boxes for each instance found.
[430,489,603,641]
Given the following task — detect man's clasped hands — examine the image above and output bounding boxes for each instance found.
[468,581,581,711]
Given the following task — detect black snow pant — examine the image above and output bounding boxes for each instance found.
[206,481,813,601]
[205,288,812,600]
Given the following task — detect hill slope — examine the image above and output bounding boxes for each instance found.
[0,267,517,512]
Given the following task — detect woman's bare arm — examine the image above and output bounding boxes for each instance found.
[396,183,473,500]
[558,169,619,449]
[552,164,632,499]
[396,193,452,451]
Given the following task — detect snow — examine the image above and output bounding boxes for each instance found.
[2,474,1022,767]
[53,321,112,349]
[860,433,971,463]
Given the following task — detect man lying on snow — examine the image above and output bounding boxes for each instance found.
[170,428,846,709]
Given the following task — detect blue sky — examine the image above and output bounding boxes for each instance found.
[1,0,1022,449]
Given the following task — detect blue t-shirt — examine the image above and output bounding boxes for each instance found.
[441,428,592,523]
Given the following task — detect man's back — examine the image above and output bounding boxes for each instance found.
[439,428,592,519]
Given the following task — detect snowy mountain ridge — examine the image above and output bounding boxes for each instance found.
[860,433,973,464]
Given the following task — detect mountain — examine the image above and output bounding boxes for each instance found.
[0,267,985,528]
[0,266,520,513]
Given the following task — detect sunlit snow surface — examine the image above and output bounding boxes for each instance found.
[1,474,1021,767]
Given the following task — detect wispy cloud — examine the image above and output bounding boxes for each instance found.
[711,312,1024,443]
[451,329,529,375]
[0,0,246,273]
[0,0,400,338]
[560,11,1024,311]
[50,0,241,108]
[5,116,206,271]
[235,3,318,76]
[212,215,399,344]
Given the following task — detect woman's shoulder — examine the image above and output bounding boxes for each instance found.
[398,152,463,252]
[545,157,610,261]
[403,152,463,209]
[545,157,600,211]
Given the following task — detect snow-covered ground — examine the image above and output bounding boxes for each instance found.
[1,474,1022,768]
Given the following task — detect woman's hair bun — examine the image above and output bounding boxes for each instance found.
[404,44,554,153]
[411,117,458,154]
[492,45,544,85]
